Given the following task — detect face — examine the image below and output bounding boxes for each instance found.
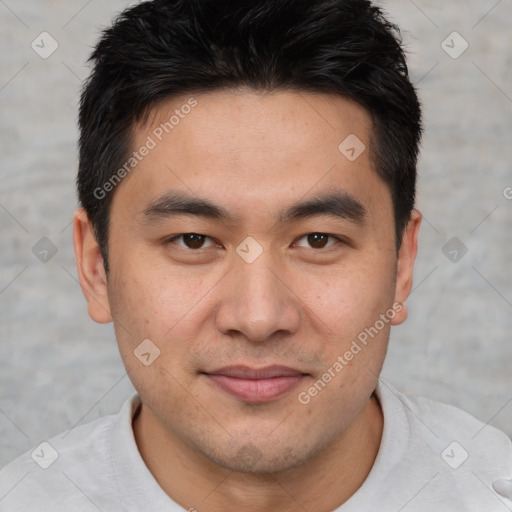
[74,89,420,474]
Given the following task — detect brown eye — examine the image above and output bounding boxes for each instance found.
[168,233,217,250]
[182,233,206,249]
[295,233,340,250]
[307,233,329,249]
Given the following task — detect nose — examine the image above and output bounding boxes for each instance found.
[215,249,301,344]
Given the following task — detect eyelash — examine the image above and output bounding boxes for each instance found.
[165,232,345,251]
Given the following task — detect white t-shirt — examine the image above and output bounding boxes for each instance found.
[1,379,511,511]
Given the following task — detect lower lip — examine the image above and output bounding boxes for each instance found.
[205,374,306,403]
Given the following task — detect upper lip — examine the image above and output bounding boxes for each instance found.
[203,365,307,379]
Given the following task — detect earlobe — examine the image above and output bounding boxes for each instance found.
[73,208,113,324]
[391,209,422,326]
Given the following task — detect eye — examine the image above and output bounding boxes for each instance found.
[166,233,220,250]
[294,233,342,250]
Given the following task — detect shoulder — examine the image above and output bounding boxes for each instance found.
[0,394,139,511]
[393,381,512,461]
[375,379,512,510]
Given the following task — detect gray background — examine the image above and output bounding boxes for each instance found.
[0,0,511,469]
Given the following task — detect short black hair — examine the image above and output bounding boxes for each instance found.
[77,0,422,273]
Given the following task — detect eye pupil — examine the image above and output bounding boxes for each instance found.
[308,233,328,249]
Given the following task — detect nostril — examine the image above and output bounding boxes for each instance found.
[492,479,512,500]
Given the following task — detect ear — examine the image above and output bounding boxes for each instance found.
[73,207,112,324]
[390,209,422,326]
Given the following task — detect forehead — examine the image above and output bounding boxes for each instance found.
[113,89,391,228]
[137,89,372,162]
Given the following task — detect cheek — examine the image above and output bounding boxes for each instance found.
[300,255,396,338]
[108,254,192,332]
[106,255,210,377]
[106,266,184,404]
[294,263,394,421]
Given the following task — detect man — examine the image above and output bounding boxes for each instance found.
[1,0,511,510]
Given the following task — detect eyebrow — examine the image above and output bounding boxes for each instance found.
[140,190,366,226]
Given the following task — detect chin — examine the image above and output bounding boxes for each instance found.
[198,438,317,474]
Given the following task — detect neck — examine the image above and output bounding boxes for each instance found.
[133,394,383,512]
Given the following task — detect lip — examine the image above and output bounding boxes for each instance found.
[202,365,308,403]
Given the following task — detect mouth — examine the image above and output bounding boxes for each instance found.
[201,365,309,403]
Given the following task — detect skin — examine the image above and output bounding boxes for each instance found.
[73,89,421,511]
